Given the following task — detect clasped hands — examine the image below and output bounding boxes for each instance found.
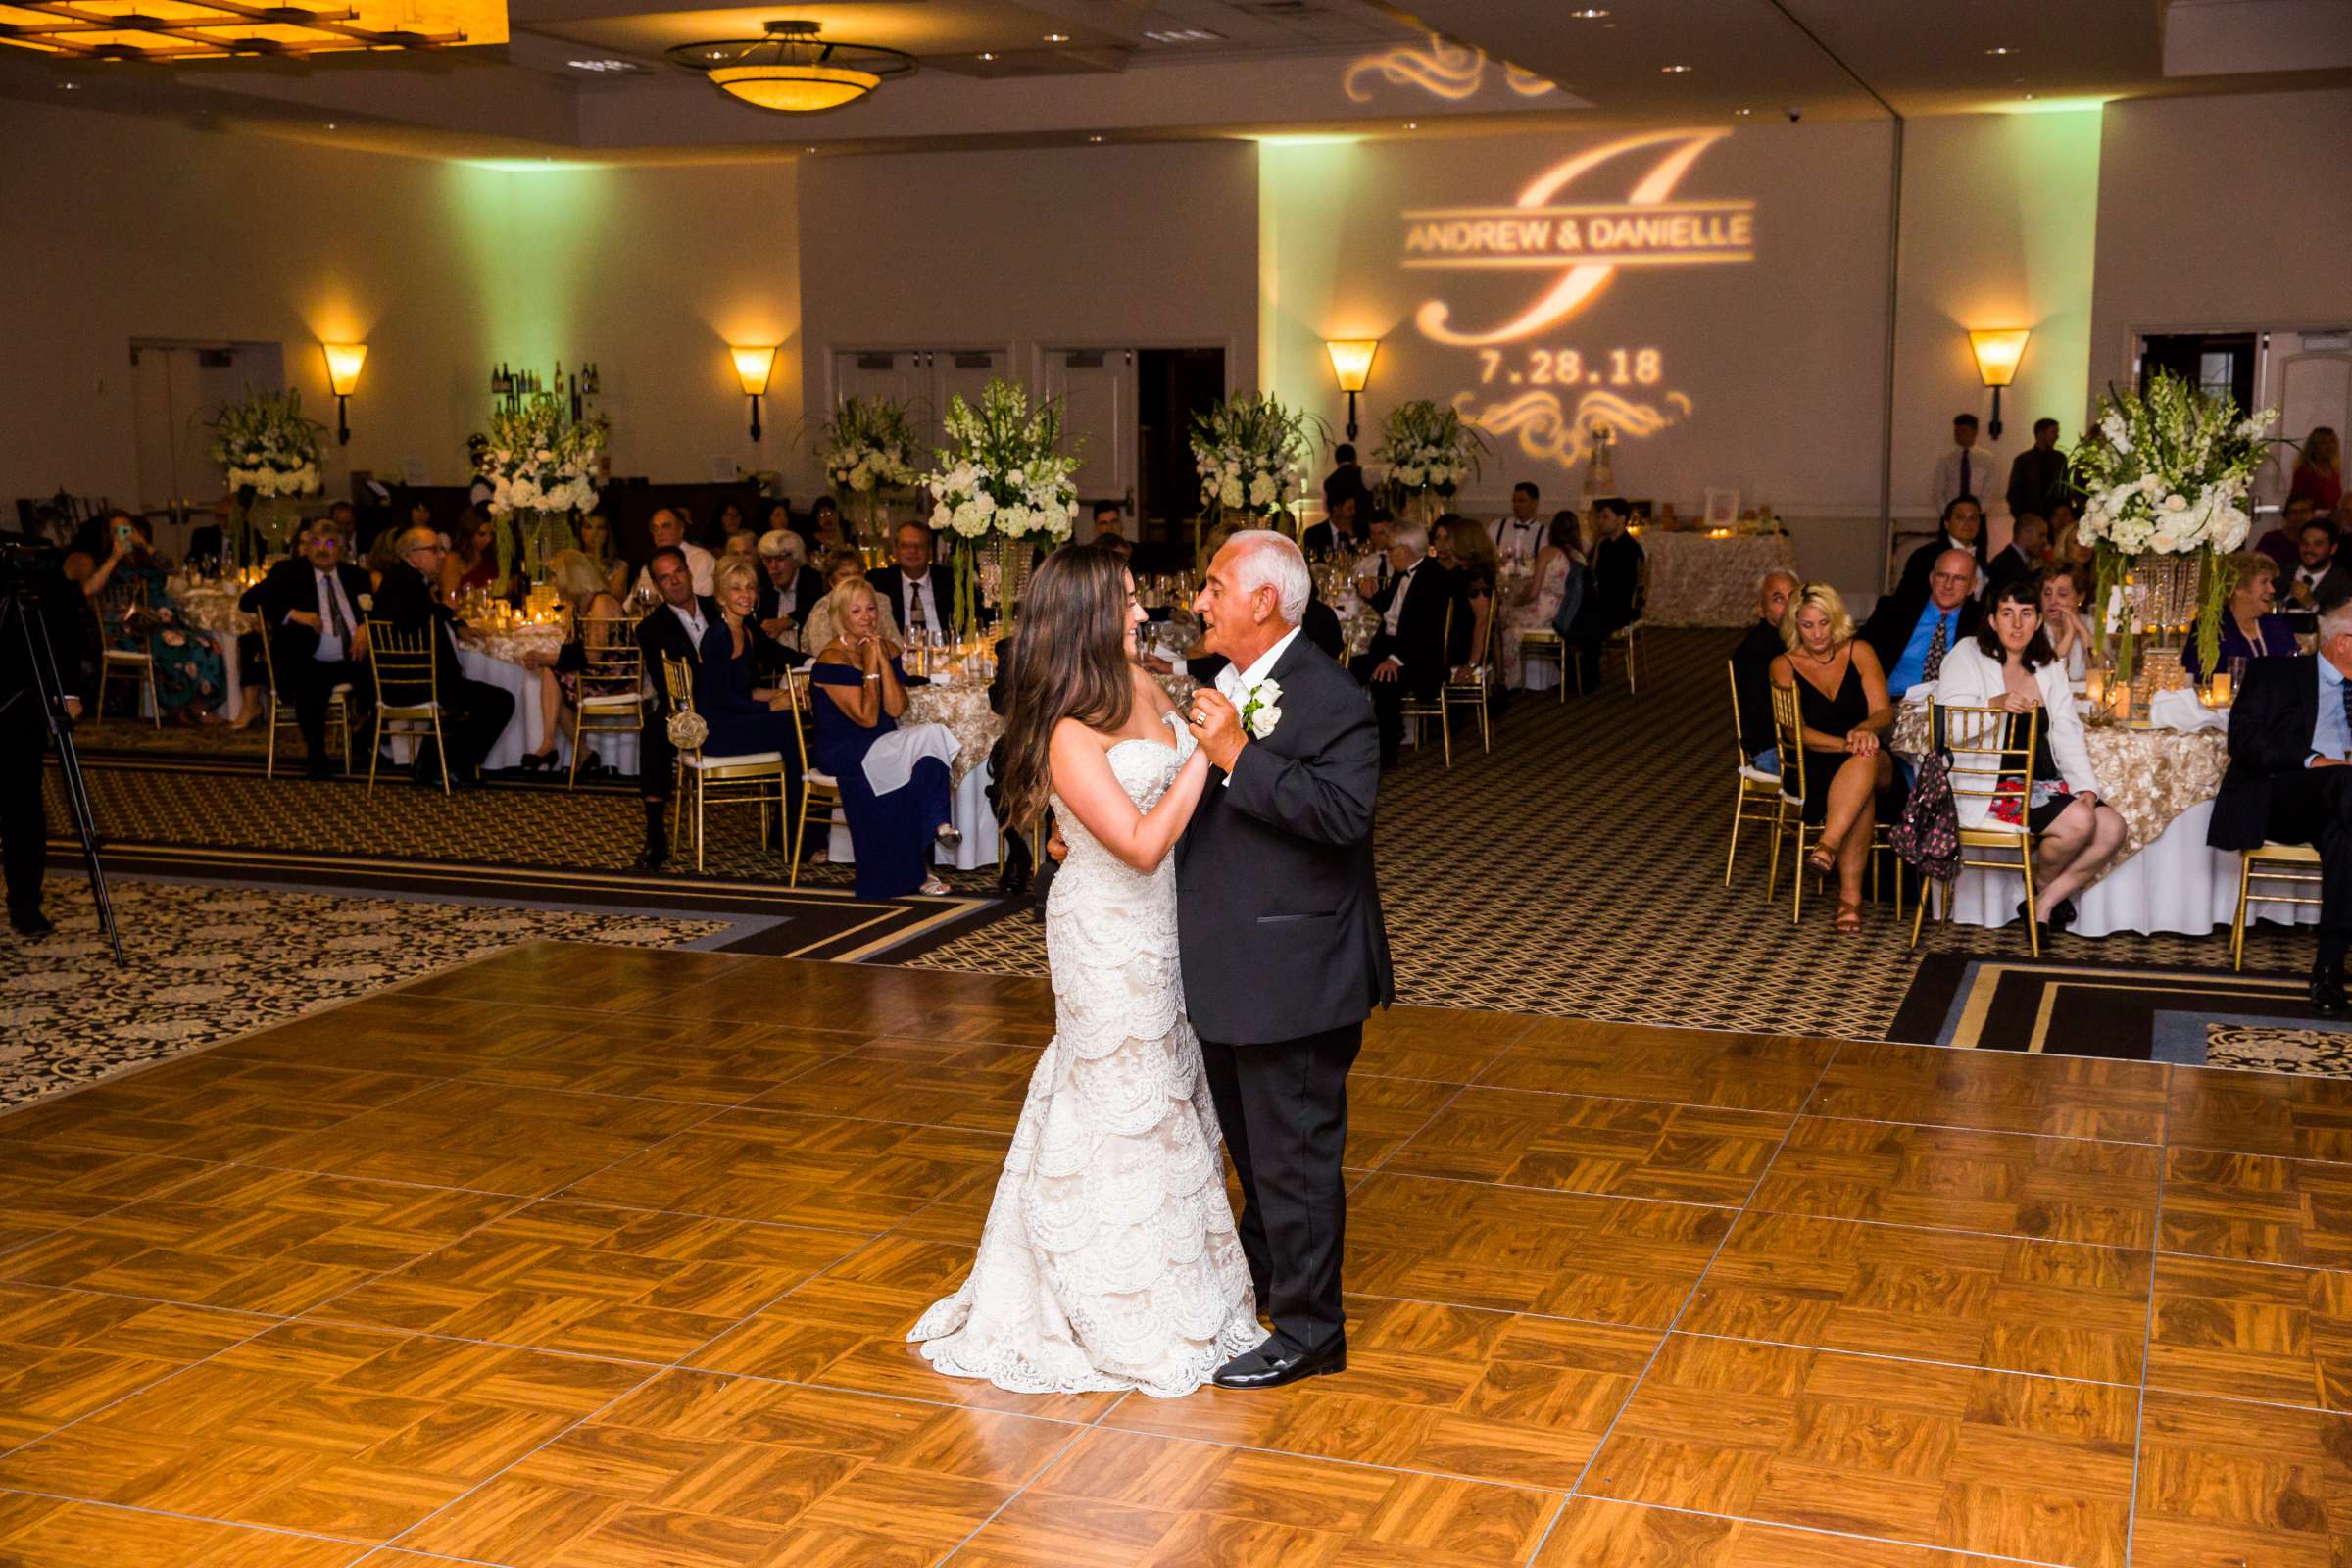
[1185,689,1248,771]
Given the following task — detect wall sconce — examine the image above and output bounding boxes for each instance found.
[1325,339,1379,442]
[1967,328,2030,440]
[730,344,778,442]
[321,342,368,445]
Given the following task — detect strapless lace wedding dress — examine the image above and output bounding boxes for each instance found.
[907,713,1259,1397]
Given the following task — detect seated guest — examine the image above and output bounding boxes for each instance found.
[1353,514,1396,601]
[1768,582,1892,932]
[722,530,759,563]
[2283,519,2350,621]
[1500,510,1582,692]
[2292,427,2343,515]
[1090,499,1126,546]
[2186,552,2295,680]
[1865,547,1982,695]
[372,527,515,787]
[2255,495,2319,572]
[2048,506,2094,578]
[517,549,626,774]
[79,512,229,725]
[631,508,716,600]
[1987,514,2050,588]
[2213,597,2352,1013]
[808,578,960,898]
[631,546,718,868]
[1731,568,1800,770]
[756,529,823,644]
[870,520,959,643]
[1571,497,1645,693]
[1893,496,1989,606]
[1302,489,1365,561]
[441,507,507,600]
[803,548,900,654]
[578,513,627,600]
[1350,522,1468,768]
[1494,481,1545,565]
[1936,575,2124,933]
[709,501,752,554]
[1450,517,1501,677]
[689,556,808,834]
[808,495,852,555]
[1431,515,1461,573]
[2038,566,2094,682]
[247,517,374,777]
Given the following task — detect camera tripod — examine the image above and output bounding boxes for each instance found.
[0,572,122,964]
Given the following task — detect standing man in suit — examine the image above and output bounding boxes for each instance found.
[632,546,719,870]
[370,528,515,788]
[2005,417,2068,523]
[869,521,959,644]
[1933,412,1994,514]
[1322,444,1365,517]
[1986,514,2051,591]
[246,517,373,778]
[2210,601,2352,1013]
[1181,529,1392,1389]
[1349,522,1465,767]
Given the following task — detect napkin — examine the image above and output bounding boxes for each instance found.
[2146,688,2224,733]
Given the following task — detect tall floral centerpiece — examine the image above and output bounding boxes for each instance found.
[1190,393,1319,558]
[474,392,609,586]
[210,389,325,567]
[1374,399,1484,526]
[919,379,1081,637]
[2072,370,2275,685]
[818,396,920,541]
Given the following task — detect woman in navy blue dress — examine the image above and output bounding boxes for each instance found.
[808,577,960,898]
[692,557,807,844]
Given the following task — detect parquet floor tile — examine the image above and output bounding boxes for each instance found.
[1354,1008,1537,1084]
[1339,1074,1464,1170]
[1680,1211,2152,1383]
[450,1017,861,1106]
[0,1287,275,1449]
[2145,1251,2352,1411]
[2167,1066,2352,1163]
[210,993,598,1081]
[2157,1147,2352,1268]
[740,1038,1044,1133]
[397,942,764,1015]
[1804,1043,2170,1144]
[652,959,1054,1043]
[0,1144,218,1231]
[0,1057,438,1168]
[1533,1495,2017,1565]
[1582,1334,2140,1568]
[0,1494,362,1567]
[2132,1390,2352,1568]
[1476,1020,1838,1113]
[1384,1086,1792,1206]
[1750,1117,2164,1247]
[1348,1172,1731,1326]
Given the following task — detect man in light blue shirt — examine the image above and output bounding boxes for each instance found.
[1881,550,1980,694]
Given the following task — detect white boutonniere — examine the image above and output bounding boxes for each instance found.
[357,593,373,612]
[1240,677,1283,739]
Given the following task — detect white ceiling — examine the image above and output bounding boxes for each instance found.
[1,0,2346,162]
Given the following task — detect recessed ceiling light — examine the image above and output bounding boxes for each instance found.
[1984,46,2017,56]
[2023,92,2036,100]
[1142,27,1223,44]
[57,80,77,89]
[1087,134,1102,142]
[1567,7,1608,16]
[804,144,816,152]
[1404,121,1417,129]
[1734,107,1752,116]
[977,50,996,61]
[1660,64,1692,74]
[1042,32,1068,43]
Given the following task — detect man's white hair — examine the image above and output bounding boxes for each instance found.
[1391,522,1431,557]
[2320,600,2352,644]
[1758,567,1799,595]
[1225,529,1310,626]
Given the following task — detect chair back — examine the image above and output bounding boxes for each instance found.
[1934,700,2041,818]
[1631,550,1651,618]
[1768,680,1807,802]
[98,572,148,637]
[575,612,643,691]
[783,666,817,774]
[366,619,438,710]
[1729,661,1757,760]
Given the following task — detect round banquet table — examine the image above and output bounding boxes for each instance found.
[1889,698,2310,938]
[1635,532,1797,628]
[169,579,255,721]
[456,626,640,777]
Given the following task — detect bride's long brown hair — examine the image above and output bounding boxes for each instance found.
[996,544,1135,830]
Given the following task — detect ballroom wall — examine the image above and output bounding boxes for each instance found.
[0,99,803,511]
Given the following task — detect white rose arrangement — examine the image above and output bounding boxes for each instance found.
[818,396,920,497]
[1191,393,1320,538]
[210,388,326,565]
[474,392,609,583]
[1375,399,1485,505]
[918,380,1082,634]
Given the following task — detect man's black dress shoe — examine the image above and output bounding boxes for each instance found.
[9,906,54,939]
[304,755,332,781]
[2314,965,2347,1018]
[1211,1336,1346,1391]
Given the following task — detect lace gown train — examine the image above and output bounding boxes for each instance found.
[907,715,1259,1397]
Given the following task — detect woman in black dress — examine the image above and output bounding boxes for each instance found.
[1769,582,1893,932]
[689,557,807,835]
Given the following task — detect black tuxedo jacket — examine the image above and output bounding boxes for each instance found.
[1860,593,1982,675]
[1985,545,2036,589]
[757,566,827,631]
[1731,618,1785,755]
[636,598,722,707]
[1592,534,1645,632]
[369,561,467,696]
[2210,655,2323,851]
[1366,563,1466,688]
[1301,596,1344,661]
[246,558,373,665]
[1176,635,1393,1046]
[868,564,961,636]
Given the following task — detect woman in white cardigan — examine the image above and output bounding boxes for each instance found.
[1933,575,2128,932]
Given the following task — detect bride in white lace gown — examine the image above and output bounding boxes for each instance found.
[908,548,1258,1397]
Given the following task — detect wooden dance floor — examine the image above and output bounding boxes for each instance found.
[2,944,2349,1567]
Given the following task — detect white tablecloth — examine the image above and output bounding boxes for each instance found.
[457,646,641,776]
[1635,532,1797,627]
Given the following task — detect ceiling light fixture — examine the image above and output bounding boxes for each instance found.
[1984,46,2017,56]
[566,58,636,73]
[1660,64,1692,74]
[1142,27,1223,44]
[1042,32,1068,43]
[977,50,996,61]
[667,20,913,114]
[1088,134,1103,142]
[1735,107,1752,116]
[1567,7,1609,16]
[0,0,496,62]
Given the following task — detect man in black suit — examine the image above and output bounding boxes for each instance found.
[1088,499,1126,547]
[1179,529,1392,1390]
[632,546,719,870]
[0,535,87,937]
[2282,520,2352,625]
[1322,444,1365,516]
[1348,522,1466,767]
[1892,496,1990,607]
[2210,600,2352,1013]
[1732,568,1800,768]
[1985,514,2049,591]
[868,521,959,642]
[2005,417,2068,522]
[1301,489,1365,561]
[1863,547,1984,692]
[1572,497,1645,693]
[244,517,373,778]
[370,527,514,788]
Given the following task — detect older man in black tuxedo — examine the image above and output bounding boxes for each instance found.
[869,521,960,643]
[245,518,373,777]
[371,528,514,788]
[1348,522,1467,767]
[631,546,721,870]
[2210,597,2352,1014]
[1182,529,1392,1389]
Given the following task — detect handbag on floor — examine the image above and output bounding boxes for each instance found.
[1889,752,1960,882]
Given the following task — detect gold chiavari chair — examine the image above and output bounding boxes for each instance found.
[1767,682,1903,925]
[257,627,352,778]
[1909,700,2045,956]
[96,576,161,726]
[1440,592,1496,758]
[2231,843,2324,970]
[1397,601,1452,766]
[364,619,448,794]
[1600,553,1650,695]
[1519,624,1567,702]
[783,665,847,889]
[1727,662,1788,887]
[661,655,788,872]
[566,612,645,789]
